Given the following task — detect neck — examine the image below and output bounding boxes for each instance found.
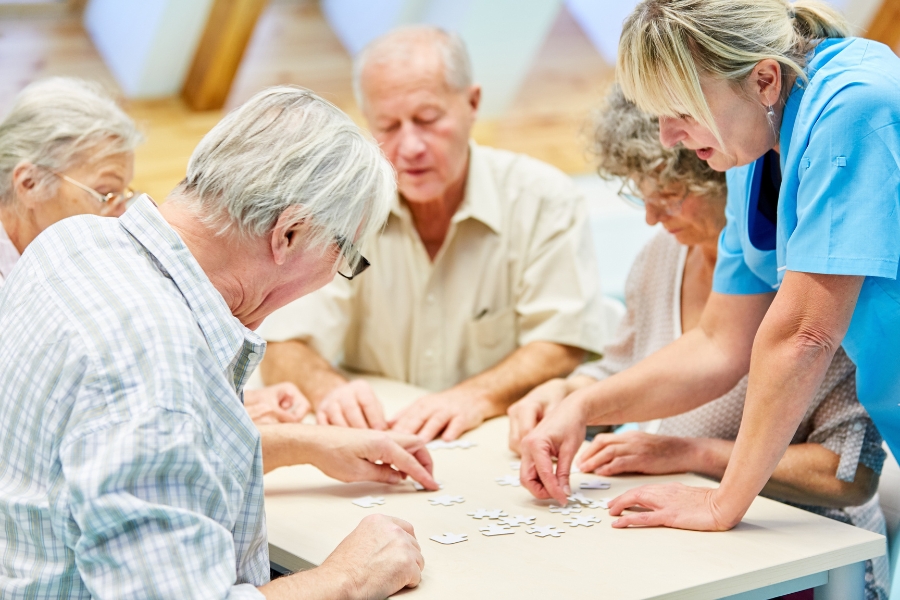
[0,205,37,255]
[404,155,469,258]
[158,194,271,328]
[696,238,719,271]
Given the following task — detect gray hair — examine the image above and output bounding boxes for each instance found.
[0,77,142,206]
[592,85,726,201]
[352,25,473,109]
[174,86,395,254]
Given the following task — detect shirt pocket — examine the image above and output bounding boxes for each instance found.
[463,307,517,378]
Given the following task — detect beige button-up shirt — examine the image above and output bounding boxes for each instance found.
[259,142,606,392]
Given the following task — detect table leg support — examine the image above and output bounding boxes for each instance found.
[814,561,866,600]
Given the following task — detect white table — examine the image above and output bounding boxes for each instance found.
[264,377,885,599]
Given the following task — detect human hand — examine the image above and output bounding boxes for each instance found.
[319,514,424,599]
[518,397,588,505]
[507,378,570,455]
[607,483,739,531]
[577,431,699,476]
[389,387,495,442]
[317,380,387,430]
[307,427,438,490]
[244,383,310,424]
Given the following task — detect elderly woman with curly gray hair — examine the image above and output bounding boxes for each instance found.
[508,86,889,600]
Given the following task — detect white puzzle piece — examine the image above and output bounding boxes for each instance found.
[595,498,612,510]
[479,523,515,536]
[426,440,477,450]
[563,515,601,527]
[430,532,468,545]
[412,480,443,491]
[510,461,521,470]
[497,515,536,527]
[570,464,582,474]
[548,504,582,514]
[526,525,565,538]
[580,480,611,490]
[428,495,465,506]
[352,496,386,508]
[567,492,594,506]
[495,475,521,487]
[467,508,508,520]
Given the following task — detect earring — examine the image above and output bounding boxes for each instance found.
[766,105,776,123]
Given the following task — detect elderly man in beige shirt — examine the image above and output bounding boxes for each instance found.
[258,26,605,441]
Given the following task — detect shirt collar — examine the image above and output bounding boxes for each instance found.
[118,196,265,392]
[0,216,21,283]
[389,141,503,235]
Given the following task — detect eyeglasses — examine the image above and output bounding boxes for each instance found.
[617,178,689,216]
[49,169,136,206]
[335,236,371,280]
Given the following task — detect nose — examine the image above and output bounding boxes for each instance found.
[658,116,686,149]
[397,123,427,160]
[644,203,664,226]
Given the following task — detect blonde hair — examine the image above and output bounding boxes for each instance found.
[617,0,850,139]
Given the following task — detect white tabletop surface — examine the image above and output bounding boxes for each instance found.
[264,377,885,599]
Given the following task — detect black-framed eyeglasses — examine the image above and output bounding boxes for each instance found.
[335,236,371,280]
[616,178,689,217]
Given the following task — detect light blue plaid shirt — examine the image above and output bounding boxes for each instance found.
[0,196,269,599]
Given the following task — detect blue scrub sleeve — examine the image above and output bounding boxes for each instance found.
[713,173,774,295]
[786,88,900,279]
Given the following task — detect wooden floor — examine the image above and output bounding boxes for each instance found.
[0,1,614,202]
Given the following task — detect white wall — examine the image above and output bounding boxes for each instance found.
[84,0,214,98]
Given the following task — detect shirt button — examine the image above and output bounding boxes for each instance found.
[426,294,435,304]
[424,349,434,359]
[853,422,864,432]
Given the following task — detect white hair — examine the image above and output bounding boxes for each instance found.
[352,25,473,109]
[0,77,142,206]
[174,86,395,255]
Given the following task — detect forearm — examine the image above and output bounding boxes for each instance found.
[691,439,876,508]
[455,342,585,417]
[260,340,347,406]
[259,564,349,600]
[258,424,325,474]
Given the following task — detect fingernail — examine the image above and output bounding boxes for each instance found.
[563,484,571,496]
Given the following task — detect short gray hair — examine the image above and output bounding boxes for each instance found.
[0,77,142,206]
[592,85,726,202]
[174,86,395,253]
[352,25,473,109]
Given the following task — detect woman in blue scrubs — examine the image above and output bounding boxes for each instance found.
[518,0,900,531]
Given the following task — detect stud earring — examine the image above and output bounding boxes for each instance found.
[766,105,776,123]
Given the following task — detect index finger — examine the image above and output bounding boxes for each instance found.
[356,385,388,430]
[381,440,439,490]
[606,485,661,516]
[387,515,417,538]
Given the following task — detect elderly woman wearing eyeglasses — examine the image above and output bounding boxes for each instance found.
[508,87,888,600]
[0,77,140,286]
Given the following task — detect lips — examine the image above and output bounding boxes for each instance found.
[695,148,713,160]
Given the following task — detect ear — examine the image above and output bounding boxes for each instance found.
[752,59,783,108]
[12,162,40,208]
[270,209,308,267]
[467,84,482,116]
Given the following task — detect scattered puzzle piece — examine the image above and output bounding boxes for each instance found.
[595,498,612,510]
[426,440,477,450]
[527,525,565,538]
[563,515,601,527]
[497,515,536,527]
[352,496,385,508]
[584,500,606,509]
[548,504,582,515]
[570,464,582,474]
[479,524,515,537]
[567,492,594,505]
[412,480,443,491]
[467,508,508,520]
[495,475,521,487]
[580,480,611,490]
[428,495,465,506]
[430,532,468,545]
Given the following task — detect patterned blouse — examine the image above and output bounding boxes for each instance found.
[575,231,889,600]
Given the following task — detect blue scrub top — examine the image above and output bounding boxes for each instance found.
[713,38,900,457]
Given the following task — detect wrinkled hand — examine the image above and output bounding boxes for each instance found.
[507,378,569,455]
[308,427,439,490]
[317,380,387,430]
[390,388,493,442]
[577,431,698,476]
[244,383,310,424]
[607,483,738,531]
[518,398,587,505]
[320,514,424,599]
